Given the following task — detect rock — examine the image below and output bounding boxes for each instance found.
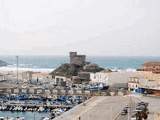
[50,63,83,77]
[83,63,104,73]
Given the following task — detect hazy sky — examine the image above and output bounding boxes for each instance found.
[0,0,160,56]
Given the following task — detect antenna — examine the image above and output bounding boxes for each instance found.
[16,56,19,84]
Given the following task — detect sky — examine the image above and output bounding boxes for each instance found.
[0,0,160,56]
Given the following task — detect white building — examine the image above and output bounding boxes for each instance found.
[128,77,140,91]
[22,71,32,82]
[128,76,160,91]
[90,71,109,85]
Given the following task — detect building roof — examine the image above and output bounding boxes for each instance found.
[101,69,112,73]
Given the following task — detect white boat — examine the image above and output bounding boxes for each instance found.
[15,117,25,120]
[41,117,49,120]
[38,106,44,112]
[5,117,14,120]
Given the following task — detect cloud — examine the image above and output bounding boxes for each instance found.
[0,0,160,56]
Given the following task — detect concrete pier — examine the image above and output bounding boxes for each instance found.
[54,96,129,120]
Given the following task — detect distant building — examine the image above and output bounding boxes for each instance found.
[55,76,67,86]
[0,74,5,81]
[72,76,81,84]
[72,72,90,84]
[70,52,86,66]
[78,72,90,82]
[128,77,140,91]
[138,62,160,74]
[90,71,109,84]
[22,71,32,82]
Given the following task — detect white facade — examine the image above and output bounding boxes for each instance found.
[22,71,32,82]
[128,82,139,90]
[90,72,109,85]
[128,77,139,90]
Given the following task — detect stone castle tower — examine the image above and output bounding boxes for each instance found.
[69,52,86,66]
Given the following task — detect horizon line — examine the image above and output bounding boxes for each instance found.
[0,54,160,57]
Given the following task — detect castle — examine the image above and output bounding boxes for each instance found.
[69,52,86,66]
[50,52,105,85]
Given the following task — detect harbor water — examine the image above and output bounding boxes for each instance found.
[0,111,48,120]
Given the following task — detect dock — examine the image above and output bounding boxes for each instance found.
[54,96,129,120]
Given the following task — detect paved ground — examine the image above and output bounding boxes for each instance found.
[116,95,160,120]
[54,96,129,120]
[54,95,160,120]
[132,95,160,120]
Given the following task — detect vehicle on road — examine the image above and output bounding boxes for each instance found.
[121,109,128,115]
[131,114,137,120]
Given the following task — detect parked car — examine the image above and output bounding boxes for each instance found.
[121,109,128,115]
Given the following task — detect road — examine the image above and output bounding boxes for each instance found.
[133,95,160,120]
[117,95,160,120]
[116,96,137,120]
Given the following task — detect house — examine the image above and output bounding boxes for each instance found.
[55,76,67,86]
[127,77,160,94]
[128,77,140,91]
[90,71,109,84]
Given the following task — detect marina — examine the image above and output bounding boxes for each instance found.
[0,111,48,120]
[0,94,87,119]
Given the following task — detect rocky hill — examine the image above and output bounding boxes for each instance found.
[50,52,110,78]
[50,63,106,78]
[50,63,82,78]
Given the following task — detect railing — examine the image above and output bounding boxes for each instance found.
[0,88,108,96]
[0,87,128,97]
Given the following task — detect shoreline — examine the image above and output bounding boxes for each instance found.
[0,67,54,73]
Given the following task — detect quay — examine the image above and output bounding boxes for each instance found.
[0,104,72,113]
[3,103,73,109]
[54,96,130,120]
[53,95,159,120]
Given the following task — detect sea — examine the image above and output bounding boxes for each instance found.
[0,55,160,72]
